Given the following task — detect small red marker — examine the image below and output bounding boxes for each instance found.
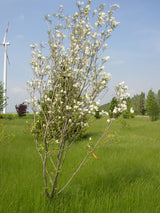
[91,151,98,160]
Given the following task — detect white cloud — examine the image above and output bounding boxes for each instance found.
[11,87,26,94]
[17,34,24,39]
[110,60,125,65]
[19,14,24,20]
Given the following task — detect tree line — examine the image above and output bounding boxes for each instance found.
[131,89,160,121]
[101,89,160,121]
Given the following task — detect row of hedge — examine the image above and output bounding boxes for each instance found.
[0,113,34,120]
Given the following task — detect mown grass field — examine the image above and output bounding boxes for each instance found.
[1,115,160,213]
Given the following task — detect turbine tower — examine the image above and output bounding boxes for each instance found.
[0,22,10,113]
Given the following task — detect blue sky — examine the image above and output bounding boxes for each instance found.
[0,0,160,112]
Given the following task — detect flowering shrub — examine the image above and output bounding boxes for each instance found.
[15,103,28,117]
[109,84,134,119]
[26,0,132,199]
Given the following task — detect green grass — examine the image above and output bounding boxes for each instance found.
[1,116,160,212]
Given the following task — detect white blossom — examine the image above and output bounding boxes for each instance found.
[102,56,110,62]
[98,66,105,71]
[130,107,134,114]
[30,44,37,48]
[107,119,110,123]
[91,32,98,38]
[111,4,120,9]
[107,73,111,80]
[103,44,108,49]
[66,105,71,110]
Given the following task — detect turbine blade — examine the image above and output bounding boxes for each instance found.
[7,52,10,65]
[3,22,9,43]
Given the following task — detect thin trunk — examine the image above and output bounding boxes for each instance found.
[50,140,65,198]
[43,152,50,198]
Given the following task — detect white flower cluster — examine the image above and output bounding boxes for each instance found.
[113,82,130,115]
[99,110,109,116]
[113,101,127,114]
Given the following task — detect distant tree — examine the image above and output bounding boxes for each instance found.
[123,97,134,118]
[94,108,101,119]
[131,92,145,115]
[15,103,28,117]
[139,92,145,115]
[157,89,160,112]
[109,97,118,118]
[131,94,141,114]
[146,89,159,121]
[99,103,110,112]
[0,81,7,113]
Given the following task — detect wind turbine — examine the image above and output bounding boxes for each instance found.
[0,22,10,113]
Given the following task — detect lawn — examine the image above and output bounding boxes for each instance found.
[0,116,160,213]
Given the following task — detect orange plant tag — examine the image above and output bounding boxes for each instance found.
[91,151,98,160]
